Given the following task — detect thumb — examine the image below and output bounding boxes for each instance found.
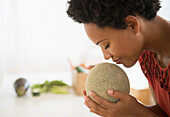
[108,89,129,101]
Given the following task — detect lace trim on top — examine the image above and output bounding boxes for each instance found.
[139,51,170,92]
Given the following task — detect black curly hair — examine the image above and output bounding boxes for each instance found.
[67,0,161,29]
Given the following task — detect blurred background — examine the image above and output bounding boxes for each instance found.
[0,0,169,76]
[0,0,169,116]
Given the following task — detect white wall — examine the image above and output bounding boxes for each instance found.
[0,0,104,76]
[158,0,170,20]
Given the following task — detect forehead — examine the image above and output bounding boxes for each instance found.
[84,24,112,42]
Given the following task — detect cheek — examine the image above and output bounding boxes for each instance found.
[109,41,129,57]
[113,41,142,67]
[122,34,142,55]
[122,44,143,67]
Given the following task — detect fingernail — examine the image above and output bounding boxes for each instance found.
[108,90,114,94]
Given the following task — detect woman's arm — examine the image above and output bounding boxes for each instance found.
[146,84,168,117]
[83,89,163,117]
[147,105,168,117]
[82,82,168,117]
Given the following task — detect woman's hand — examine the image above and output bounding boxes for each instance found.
[83,89,159,117]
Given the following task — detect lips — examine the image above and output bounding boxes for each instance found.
[112,57,121,64]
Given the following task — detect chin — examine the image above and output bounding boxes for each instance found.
[122,61,136,68]
[123,64,132,68]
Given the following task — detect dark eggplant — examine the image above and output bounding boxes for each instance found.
[14,78,29,96]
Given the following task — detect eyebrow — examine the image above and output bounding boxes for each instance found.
[96,39,106,45]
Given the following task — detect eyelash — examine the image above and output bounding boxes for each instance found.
[105,43,110,49]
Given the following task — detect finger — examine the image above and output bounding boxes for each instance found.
[108,89,130,101]
[82,90,86,95]
[84,95,106,114]
[84,100,90,108]
[89,91,116,109]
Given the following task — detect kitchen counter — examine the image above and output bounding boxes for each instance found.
[0,72,98,117]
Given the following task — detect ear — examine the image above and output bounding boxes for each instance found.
[125,15,139,34]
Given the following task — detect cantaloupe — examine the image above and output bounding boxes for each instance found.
[85,62,130,103]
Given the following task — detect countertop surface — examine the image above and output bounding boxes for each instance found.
[0,72,99,117]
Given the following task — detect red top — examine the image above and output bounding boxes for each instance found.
[138,50,170,116]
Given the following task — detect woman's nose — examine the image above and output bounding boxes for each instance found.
[101,47,112,60]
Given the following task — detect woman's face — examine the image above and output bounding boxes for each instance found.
[84,23,144,68]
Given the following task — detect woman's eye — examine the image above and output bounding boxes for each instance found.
[105,43,110,49]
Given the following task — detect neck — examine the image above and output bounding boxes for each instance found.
[142,16,170,58]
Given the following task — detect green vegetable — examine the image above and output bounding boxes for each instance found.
[41,80,50,92]
[50,86,69,94]
[49,80,68,86]
[14,78,29,97]
[31,80,69,96]
[49,80,69,94]
[32,88,41,96]
[31,84,41,96]
[76,66,89,73]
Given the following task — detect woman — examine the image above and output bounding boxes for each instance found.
[67,0,170,116]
